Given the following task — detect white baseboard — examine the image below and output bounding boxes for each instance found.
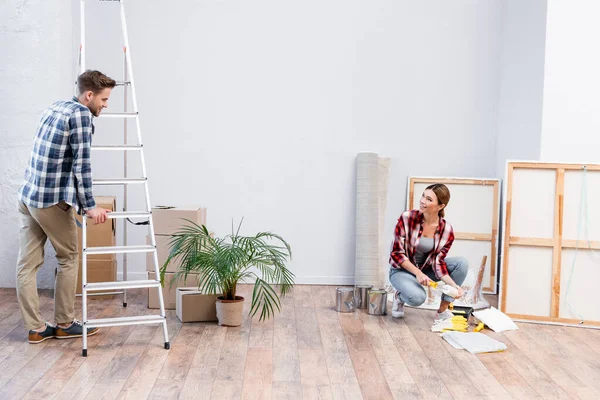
[116,272,355,286]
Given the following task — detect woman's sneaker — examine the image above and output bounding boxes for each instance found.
[435,309,455,322]
[28,323,56,344]
[55,319,99,339]
[392,292,405,318]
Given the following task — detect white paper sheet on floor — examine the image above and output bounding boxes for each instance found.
[441,331,507,354]
[472,306,519,333]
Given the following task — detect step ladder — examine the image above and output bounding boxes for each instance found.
[79,0,169,357]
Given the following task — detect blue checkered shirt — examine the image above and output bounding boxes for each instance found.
[18,96,97,212]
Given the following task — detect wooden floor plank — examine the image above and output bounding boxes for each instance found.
[299,349,333,400]
[148,323,205,399]
[84,306,159,399]
[272,295,301,385]
[383,314,452,399]
[517,323,600,397]
[53,291,146,399]
[241,348,273,399]
[338,313,394,400]
[0,291,68,390]
[504,325,595,398]
[116,309,183,400]
[248,315,274,349]
[403,309,480,399]
[292,285,315,308]
[485,329,571,399]
[179,323,227,400]
[271,381,303,400]
[295,306,323,350]
[4,287,600,400]
[358,311,422,399]
[310,285,336,309]
[12,293,112,399]
[210,380,244,399]
[315,307,362,400]
[476,342,541,399]
[210,288,253,398]
[414,308,511,399]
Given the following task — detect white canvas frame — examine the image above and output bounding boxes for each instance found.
[406,176,501,294]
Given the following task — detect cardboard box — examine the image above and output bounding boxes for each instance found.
[146,234,179,272]
[176,288,219,323]
[148,272,200,309]
[146,232,213,273]
[152,206,207,235]
[76,257,117,299]
[77,196,117,261]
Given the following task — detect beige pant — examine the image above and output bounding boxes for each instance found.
[16,201,78,330]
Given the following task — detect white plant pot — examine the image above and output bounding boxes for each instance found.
[215,296,245,327]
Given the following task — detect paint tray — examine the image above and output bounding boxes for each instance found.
[451,306,473,320]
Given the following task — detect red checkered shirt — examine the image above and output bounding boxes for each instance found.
[389,210,455,279]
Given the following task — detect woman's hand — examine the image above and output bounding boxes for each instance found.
[416,273,432,286]
[454,286,464,299]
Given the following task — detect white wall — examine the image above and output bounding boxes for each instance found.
[540,0,600,162]
[495,0,547,177]
[0,0,74,288]
[1,0,503,288]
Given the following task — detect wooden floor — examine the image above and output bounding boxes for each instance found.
[1,286,600,399]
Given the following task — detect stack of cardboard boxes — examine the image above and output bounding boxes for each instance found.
[76,196,117,299]
[76,201,217,321]
[147,206,208,310]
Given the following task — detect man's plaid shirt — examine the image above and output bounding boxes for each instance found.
[389,210,455,279]
[18,96,96,212]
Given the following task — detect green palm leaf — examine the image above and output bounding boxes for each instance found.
[161,218,293,318]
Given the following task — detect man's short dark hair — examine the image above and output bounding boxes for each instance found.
[77,70,116,94]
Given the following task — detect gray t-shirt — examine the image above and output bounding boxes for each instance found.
[415,237,434,266]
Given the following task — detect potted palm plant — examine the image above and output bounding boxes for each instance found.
[160,220,294,326]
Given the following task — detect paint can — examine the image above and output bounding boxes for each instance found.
[367,289,388,316]
[335,287,355,313]
[354,284,373,309]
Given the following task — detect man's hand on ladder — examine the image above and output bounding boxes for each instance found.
[85,207,110,224]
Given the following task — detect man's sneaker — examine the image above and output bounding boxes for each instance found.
[55,320,99,339]
[392,292,405,318]
[435,309,455,322]
[28,323,56,344]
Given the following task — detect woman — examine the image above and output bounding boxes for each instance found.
[389,183,468,321]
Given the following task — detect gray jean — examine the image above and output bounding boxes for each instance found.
[389,256,469,305]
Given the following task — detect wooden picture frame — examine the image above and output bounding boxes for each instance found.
[407,177,500,294]
[500,161,600,328]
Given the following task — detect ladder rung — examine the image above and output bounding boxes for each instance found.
[99,112,138,118]
[85,279,160,291]
[91,145,142,151]
[115,81,131,86]
[83,245,155,255]
[93,178,147,185]
[85,315,165,328]
[99,211,150,219]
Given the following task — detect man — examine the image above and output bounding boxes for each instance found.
[17,70,115,343]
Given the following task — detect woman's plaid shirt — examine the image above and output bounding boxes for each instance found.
[18,97,96,212]
[389,209,455,279]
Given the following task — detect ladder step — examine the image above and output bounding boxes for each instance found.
[85,279,161,291]
[115,80,131,86]
[86,315,165,328]
[84,245,155,255]
[102,211,151,219]
[99,112,138,118]
[93,178,147,185]
[91,145,142,151]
